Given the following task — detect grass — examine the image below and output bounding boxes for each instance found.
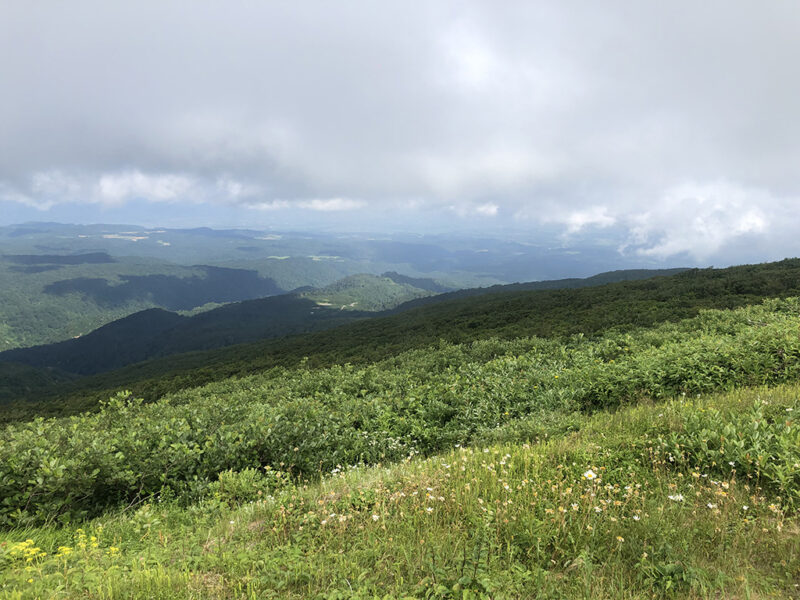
[2,384,798,599]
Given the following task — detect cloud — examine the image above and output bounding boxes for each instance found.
[624,182,773,260]
[541,206,616,234]
[96,171,197,204]
[447,202,500,218]
[297,198,366,212]
[475,203,499,217]
[1,0,800,264]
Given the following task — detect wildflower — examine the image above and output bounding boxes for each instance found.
[632,515,640,521]
[426,507,434,513]
[707,503,717,509]
[571,503,579,511]
[616,536,625,543]
[583,469,597,480]
[668,494,684,502]
[742,505,749,511]
[371,514,380,521]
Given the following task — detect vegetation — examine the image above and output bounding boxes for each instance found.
[300,273,440,311]
[1,254,800,598]
[0,265,696,415]
[5,258,800,421]
[2,297,800,526]
[1,383,797,597]
[0,257,283,352]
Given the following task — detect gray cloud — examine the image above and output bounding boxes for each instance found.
[1,1,799,261]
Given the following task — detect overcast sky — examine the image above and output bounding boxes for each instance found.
[2,1,799,263]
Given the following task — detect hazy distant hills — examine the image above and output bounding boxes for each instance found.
[0,267,687,379]
[1,223,696,352]
[0,272,446,376]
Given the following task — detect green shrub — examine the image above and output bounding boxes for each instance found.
[2,298,800,526]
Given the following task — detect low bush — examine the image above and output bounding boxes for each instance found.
[2,298,800,526]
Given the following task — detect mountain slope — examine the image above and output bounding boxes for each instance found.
[0,267,686,381]
[300,273,443,310]
[5,260,800,421]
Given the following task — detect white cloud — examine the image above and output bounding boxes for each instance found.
[247,200,290,211]
[625,181,772,260]
[96,171,196,204]
[542,206,616,234]
[475,203,499,216]
[1,0,800,257]
[440,21,498,89]
[297,198,366,212]
[448,202,501,218]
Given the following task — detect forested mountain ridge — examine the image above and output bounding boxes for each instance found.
[0,255,284,351]
[0,266,685,384]
[0,223,693,351]
[3,259,800,422]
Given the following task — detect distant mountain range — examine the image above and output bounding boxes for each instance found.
[0,267,686,379]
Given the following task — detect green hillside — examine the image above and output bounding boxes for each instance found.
[0,296,798,597]
[0,271,444,380]
[300,273,441,311]
[0,254,283,351]
[4,258,798,422]
[0,363,75,404]
[0,266,692,417]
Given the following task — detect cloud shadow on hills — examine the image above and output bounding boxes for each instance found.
[43,266,284,310]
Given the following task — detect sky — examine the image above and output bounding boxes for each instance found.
[1,1,799,264]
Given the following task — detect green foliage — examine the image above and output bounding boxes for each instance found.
[0,258,282,353]
[655,398,800,507]
[16,257,800,420]
[0,385,797,598]
[2,298,800,526]
[301,273,436,311]
[208,467,291,506]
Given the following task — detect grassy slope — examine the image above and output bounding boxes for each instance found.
[8,258,800,420]
[2,299,799,525]
[1,384,797,599]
